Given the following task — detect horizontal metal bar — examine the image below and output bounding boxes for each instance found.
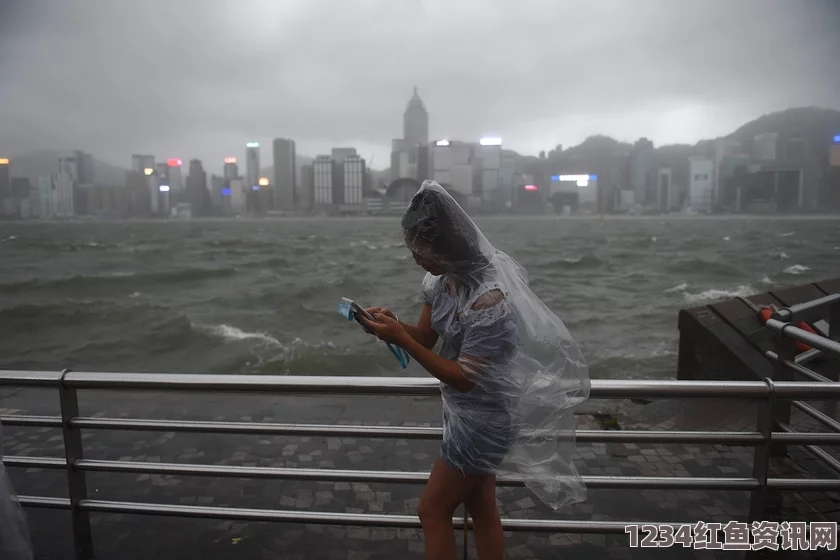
[585,380,771,399]
[766,478,840,491]
[71,417,443,438]
[18,495,71,509]
[72,458,761,491]
[772,432,840,444]
[3,371,840,400]
[62,372,444,395]
[765,319,840,356]
[68,417,765,445]
[0,370,776,398]
[2,456,66,469]
[578,430,764,445]
[0,414,63,428]
[771,294,840,324]
[76,498,680,533]
[0,370,63,388]
[771,382,840,399]
[791,400,840,433]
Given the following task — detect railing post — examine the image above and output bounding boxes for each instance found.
[825,302,840,418]
[748,378,775,526]
[60,369,94,559]
[770,331,796,456]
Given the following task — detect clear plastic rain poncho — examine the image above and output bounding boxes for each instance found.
[402,181,591,510]
[0,422,34,560]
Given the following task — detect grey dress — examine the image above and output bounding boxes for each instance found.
[0,421,34,560]
[423,272,520,475]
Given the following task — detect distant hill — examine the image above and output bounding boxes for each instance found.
[4,150,128,186]
[723,106,840,159]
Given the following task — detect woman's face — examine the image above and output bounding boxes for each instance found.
[407,238,448,276]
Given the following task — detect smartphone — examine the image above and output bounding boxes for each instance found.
[341,297,377,328]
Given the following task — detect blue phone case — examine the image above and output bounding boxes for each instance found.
[337,300,410,369]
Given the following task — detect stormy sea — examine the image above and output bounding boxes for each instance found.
[1,216,838,380]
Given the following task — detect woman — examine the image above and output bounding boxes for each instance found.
[361,181,589,560]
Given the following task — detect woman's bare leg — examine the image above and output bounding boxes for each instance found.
[464,474,504,560]
[418,458,481,560]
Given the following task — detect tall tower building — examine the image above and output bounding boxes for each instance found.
[186,159,208,216]
[74,150,95,185]
[343,154,365,205]
[313,155,334,205]
[245,142,260,190]
[0,157,10,216]
[272,138,297,211]
[55,156,78,217]
[403,87,429,156]
[223,157,239,183]
[331,147,357,163]
[132,155,155,174]
[167,159,184,196]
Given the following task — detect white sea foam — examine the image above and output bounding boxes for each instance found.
[204,324,282,346]
[761,276,773,284]
[783,264,810,275]
[664,283,688,293]
[722,236,731,241]
[779,232,795,237]
[682,284,756,303]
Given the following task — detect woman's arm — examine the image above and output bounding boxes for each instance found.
[360,312,472,392]
[400,304,438,350]
[400,336,475,393]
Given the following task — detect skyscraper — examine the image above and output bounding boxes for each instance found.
[245,142,260,190]
[167,159,184,196]
[629,138,654,205]
[272,138,297,211]
[403,87,429,155]
[331,147,357,163]
[186,159,208,216]
[343,154,365,205]
[223,157,239,183]
[56,156,78,217]
[313,155,334,205]
[74,150,95,185]
[0,157,10,216]
[131,154,155,174]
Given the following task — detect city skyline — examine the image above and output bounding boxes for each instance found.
[1,1,839,172]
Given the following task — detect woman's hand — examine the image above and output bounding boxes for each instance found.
[360,313,410,346]
[364,307,397,321]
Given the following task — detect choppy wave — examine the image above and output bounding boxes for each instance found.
[2,217,838,378]
[783,264,810,275]
[664,283,688,294]
[682,284,756,303]
[198,324,283,346]
[542,254,603,269]
[0,267,238,293]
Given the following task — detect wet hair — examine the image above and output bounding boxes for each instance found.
[401,186,490,277]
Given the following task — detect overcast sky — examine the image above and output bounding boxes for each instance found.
[1,0,838,173]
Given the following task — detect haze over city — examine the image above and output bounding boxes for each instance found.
[1,0,839,170]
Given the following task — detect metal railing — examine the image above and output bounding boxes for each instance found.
[763,292,840,477]
[0,295,838,559]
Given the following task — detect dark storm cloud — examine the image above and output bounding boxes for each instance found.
[0,0,838,170]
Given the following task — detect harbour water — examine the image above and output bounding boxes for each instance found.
[1,216,838,379]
